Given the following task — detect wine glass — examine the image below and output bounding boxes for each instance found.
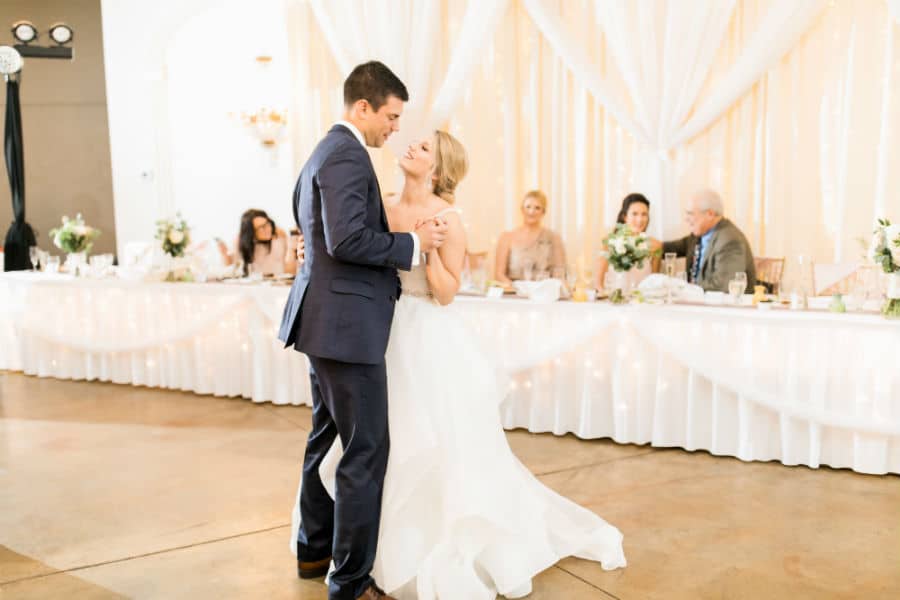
[734,271,747,291]
[29,246,39,271]
[603,270,617,295]
[664,253,677,278]
[728,279,744,305]
[522,259,535,282]
[565,266,578,294]
[663,253,677,303]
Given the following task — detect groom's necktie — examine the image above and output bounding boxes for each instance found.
[690,238,703,283]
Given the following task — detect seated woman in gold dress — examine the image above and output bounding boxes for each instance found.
[494,190,566,285]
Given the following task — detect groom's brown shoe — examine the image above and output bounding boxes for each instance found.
[297,556,330,579]
[356,583,395,599]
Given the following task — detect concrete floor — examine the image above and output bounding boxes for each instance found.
[1,372,898,599]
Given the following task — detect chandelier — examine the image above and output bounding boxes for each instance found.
[231,56,287,147]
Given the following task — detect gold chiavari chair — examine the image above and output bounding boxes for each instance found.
[754,257,786,294]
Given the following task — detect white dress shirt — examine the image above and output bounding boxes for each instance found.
[334,120,421,267]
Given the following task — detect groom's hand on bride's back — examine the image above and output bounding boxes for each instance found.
[415,217,449,252]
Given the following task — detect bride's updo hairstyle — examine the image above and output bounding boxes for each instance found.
[432,130,468,204]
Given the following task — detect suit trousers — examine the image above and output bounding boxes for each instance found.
[297,354,390,600]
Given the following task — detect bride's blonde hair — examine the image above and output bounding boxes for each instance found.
[432,130,468,204]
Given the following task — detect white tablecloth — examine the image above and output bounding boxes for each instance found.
[2,272,899,475]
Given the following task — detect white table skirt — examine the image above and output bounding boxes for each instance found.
[2,272,899,475]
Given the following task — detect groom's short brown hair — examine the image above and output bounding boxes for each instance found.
[343,61,409,111]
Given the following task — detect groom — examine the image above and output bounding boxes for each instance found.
[278,61,448,600]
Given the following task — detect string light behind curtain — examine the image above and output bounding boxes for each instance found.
[285,0,900,269]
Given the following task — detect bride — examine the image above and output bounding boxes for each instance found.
[292,131,625,599]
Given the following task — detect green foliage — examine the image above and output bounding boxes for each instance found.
[601,224,655,273]
[155,213,191,258]
[49,214,100,254]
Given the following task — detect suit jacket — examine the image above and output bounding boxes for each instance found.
[662,218,756,293]
[278,124,414,365]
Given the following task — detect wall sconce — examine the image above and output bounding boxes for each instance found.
[229,56,287,147]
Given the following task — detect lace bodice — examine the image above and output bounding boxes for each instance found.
[399,263,431,297]
[399,207,460,298]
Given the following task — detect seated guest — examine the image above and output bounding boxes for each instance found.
[217,209,299,276]
[495,190,566,284]
[663,189,756,292]
[595,193,662,290]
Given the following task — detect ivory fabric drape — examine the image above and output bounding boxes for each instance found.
[283,0,900,275]
[520,0,827,239]
[5,274,898,474]
[303,0,508,158]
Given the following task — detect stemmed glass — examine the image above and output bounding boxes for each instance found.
[522,259,535,282]
[664,253,677,303]
[730,272,748,305]
[29,246,39,271]
[728,278,745,305]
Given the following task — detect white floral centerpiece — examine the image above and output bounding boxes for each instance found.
[601,224,654,303]
[50,213,100,254]
[49,214,100,273]
[155,214,193,281]
[155,213,191,258]
[869,218,900,318]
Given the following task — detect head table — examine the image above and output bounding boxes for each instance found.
[2,272,898,475]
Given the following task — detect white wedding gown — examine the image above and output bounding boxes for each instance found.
[291,213,626,599]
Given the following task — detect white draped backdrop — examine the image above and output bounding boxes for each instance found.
[100,0,900,272]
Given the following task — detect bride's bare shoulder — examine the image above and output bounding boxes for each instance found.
[428,196,456,217]
[384,193,402,212]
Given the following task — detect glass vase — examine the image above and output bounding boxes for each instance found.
[65,251,87,276]
[883,272,900,319]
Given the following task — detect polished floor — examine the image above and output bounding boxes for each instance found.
[1,372,898,600]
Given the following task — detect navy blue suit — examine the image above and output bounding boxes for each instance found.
[278,124,414,599]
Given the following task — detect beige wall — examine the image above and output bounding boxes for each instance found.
[0,0,115,256]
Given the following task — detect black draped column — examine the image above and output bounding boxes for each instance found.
[4,73,36,271]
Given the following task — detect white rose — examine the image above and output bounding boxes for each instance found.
[885,224,900,246]
[54,232,64,248]
[73,225,89,236]
[168,230,185,245]
[612,238,627,255]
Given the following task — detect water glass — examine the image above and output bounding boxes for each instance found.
[248,263,263,282]
[29,246,39,270]
[734,272,747,288]
[728,279,744,305]
[46,255,60,274]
